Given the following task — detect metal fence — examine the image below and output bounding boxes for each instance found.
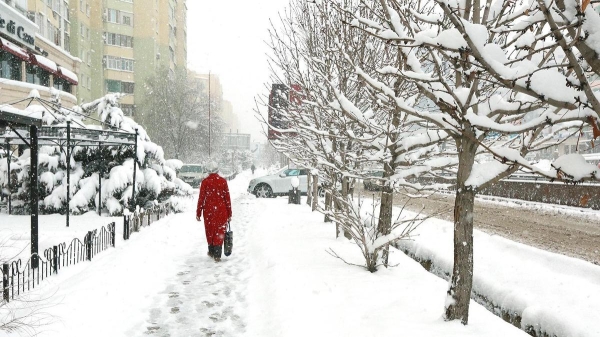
[2,203,173,303]
[2,222,115,303]
[123,204,171,241]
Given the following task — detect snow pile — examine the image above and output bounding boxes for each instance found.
[0,94,193,216]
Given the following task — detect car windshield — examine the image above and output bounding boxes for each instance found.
[181,165,204,173]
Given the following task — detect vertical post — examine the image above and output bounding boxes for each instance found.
[66,121,70,227]
[30,125,39,269]
[52,246,58,274]
[98,168,102,216]
[110,222,115,247]
[131,129,138,211]
[312,174,318,212]
[5,141,11,215]
[208,71,211,157]
[2,263,9,303]
[123,215,128,240]
[86,231,92,261]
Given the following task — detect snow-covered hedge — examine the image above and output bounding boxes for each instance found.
[0,93,193,216]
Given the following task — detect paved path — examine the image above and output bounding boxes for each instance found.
[142,194,259,336]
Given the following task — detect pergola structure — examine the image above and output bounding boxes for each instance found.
[0,95,137,268]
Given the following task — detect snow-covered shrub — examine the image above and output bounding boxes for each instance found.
[0,93,193,216]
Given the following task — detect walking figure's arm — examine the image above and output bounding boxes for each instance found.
[224,181,232,221]
[196,182,206,221]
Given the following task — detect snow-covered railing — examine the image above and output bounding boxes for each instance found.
[123,204,171,241]
[2,222,116,303]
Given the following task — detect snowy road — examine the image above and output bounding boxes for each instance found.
[140,194,260,336]
[379,189,600,264]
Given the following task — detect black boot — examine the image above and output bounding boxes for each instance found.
[207,245,214,257]
[212,245,222,262]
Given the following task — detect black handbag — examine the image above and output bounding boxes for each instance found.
[224,221,233,256]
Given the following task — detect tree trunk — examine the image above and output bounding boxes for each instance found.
[444,135,478,325]
[312,174,318,212]
[377,187,394,266]
[339,177,352,239]
[307,173,312,206]
[324,188,332,223]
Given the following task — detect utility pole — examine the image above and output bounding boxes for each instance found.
[208,71,211,158]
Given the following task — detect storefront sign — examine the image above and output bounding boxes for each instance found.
[0,1,37,50]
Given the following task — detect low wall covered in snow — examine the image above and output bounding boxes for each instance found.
[417,177,600,210]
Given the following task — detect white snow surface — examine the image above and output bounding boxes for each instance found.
[0,171,597,336]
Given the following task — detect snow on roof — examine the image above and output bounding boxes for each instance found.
[57,66,79,85]
[0,37,29,61]
[30,53,58,74]
[0,79,76,101]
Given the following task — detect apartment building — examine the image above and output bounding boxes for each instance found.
[0,0,80,108]
[70,0,188,116]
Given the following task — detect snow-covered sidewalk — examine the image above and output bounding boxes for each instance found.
[135,193,260,336]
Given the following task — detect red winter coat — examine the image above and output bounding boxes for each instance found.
[196,173,232,246]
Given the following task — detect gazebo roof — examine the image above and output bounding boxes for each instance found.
[0,107,43,129]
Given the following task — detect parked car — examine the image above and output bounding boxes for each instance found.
[363,171,384,191]
[248,167,309,198]
[177,164,206,186]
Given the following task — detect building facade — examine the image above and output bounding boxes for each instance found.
[69,0,187,116]
[0,0,80,109]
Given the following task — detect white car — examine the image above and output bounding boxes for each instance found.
[177,164,206,186]
[248,167,308,198]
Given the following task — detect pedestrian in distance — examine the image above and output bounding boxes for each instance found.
[196,161,232,262]
[251,163,256,175]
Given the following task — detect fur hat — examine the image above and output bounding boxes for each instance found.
[206,161,219,173]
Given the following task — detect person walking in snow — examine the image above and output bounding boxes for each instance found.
[251,164,256,175]
[196,161,232,262]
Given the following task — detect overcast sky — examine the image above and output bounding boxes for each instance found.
[186,1,287,143]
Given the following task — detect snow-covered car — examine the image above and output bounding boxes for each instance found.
[178,164,205,186]
[248,168,308,198]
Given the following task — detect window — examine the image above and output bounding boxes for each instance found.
[105,33,133,48]
[284,169,300,176]
[105,80,134,94]
[53,77,71,93]
[25,64,49,86]
[122,82,134,94]
[0,52,23,81]
[87,76,91,89]
[106,79,121,93]
[80,0,84,12]
[104,56,134,72]
[121,104,135,116]
[86,4,90,16]
[122,14,132,26]
[106,9,133,26]
[80,23,84,37]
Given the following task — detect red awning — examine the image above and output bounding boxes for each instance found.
[57,66,78,85]
[0,37,29,61]
[29,53,58,75]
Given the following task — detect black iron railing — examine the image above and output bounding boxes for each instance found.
[2,222,115,303]
[123,204,170,241]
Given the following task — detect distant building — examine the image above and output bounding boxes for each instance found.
[0,0,80,108]
[69,0,188,116]
[222,131,251,152]
[1,0,188,115]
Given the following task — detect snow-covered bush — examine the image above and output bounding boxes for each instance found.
[0,93,193,216]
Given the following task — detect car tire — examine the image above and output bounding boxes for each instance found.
[254,184,273,198]
[317,187,326,198]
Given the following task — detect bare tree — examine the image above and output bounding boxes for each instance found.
[339,0,600,324]
[138,67,224,163]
